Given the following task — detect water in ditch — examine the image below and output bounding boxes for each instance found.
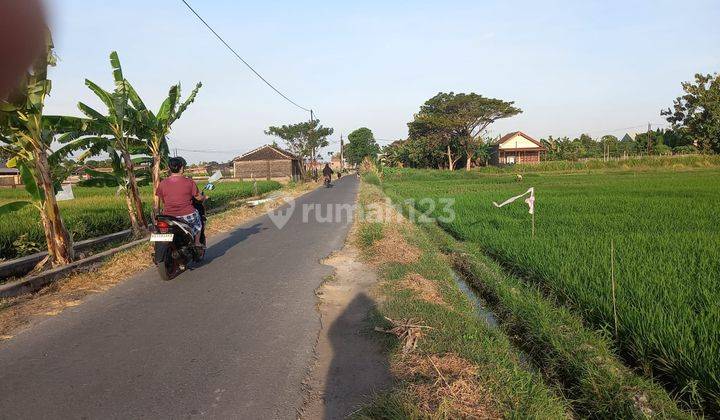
[451,270,499,328]
[450,269,535,367]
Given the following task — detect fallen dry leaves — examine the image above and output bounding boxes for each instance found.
[393,353,501,419]
[400,272,447,307]
[374,316,432,354]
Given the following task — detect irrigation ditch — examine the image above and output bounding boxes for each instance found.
[431,225,688,418]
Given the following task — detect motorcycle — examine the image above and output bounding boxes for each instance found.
[324,174,332,188]
[150,171,222,281]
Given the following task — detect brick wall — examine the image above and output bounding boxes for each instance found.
[234,159,292,180]
[0,175,19,186]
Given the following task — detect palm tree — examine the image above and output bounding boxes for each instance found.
[77,51,147,233]
[0,36,82,266]
[127,82,201,213]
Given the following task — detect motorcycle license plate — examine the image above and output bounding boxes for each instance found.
[150,233,174,242]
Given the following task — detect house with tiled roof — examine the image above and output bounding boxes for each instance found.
[491,131,546,165]
[0,159,20,187]
[232,144,302,181]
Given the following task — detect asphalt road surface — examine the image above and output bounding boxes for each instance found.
[0,176,359,419]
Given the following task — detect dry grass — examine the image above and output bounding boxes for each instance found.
[400,273,447,307]
[369,226,421,265]
[392,353,501,419]
[0,182,319,341]
[359,191,422,266]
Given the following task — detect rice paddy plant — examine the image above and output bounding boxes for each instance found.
[382,167,720,412]
[0,180,281,260]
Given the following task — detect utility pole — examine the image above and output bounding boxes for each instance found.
[646,122,653,155]
[340,133,344,170]
[309,110,315,179]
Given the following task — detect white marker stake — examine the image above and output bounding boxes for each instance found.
[55,183,74,201]
[493,187,536,237]
[611,239,618,339]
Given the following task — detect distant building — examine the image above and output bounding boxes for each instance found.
[491,131,546,165]
[185,165,208,177]
[621,133,637,143]
[329,153,345,171]
[0,160,20,187]
[207,161,234,177]
[233,144,302,181]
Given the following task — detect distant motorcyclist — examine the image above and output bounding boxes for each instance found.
[155,157,206,248]
[322,163,333,187]
[322,163,333,179]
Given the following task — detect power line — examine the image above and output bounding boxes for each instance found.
[175,147,246,154]
[180,0,312,113]
[586,122,669,136]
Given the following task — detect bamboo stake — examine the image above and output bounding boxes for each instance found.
[611,239,618,339]
[531,211,535,238]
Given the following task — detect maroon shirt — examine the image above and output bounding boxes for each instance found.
[156,175,199,217]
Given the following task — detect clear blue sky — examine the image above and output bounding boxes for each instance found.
[44,0,719,163]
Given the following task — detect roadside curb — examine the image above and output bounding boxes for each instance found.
[0,229,133,280]
[0,237,148,299]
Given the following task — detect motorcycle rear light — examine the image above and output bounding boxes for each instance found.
[156,220,170,233]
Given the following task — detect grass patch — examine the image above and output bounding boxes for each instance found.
[424,221,688,418]
[0,180,282,260]
[357,222,384,248]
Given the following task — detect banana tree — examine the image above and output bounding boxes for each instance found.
[77,51,147,233]
[61,136,151,230]
[0,37,82,266]
[127,82,201,213]
[78,144,151,196]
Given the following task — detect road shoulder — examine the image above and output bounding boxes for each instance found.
[301,240,393,419]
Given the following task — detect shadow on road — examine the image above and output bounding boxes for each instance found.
[202,223,266,263]
[322,293,392,419]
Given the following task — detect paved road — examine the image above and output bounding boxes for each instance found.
[0,176,359,419]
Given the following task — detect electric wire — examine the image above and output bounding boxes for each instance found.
[180,0,312,113]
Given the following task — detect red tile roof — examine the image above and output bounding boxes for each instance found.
[496,131,546,150]
[233,145,298,162]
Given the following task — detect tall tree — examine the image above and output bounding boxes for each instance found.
[265,119,333,177]
[0,35,81,266]
[662,73,720,153]
[345,127,380,165]
[408,92,521,170]
[77,52,147,233]
[127,82,202,214]
[382,140,410,167]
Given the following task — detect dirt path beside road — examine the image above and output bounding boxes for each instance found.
[301,243,393,419]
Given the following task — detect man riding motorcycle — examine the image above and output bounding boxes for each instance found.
[322,163,333,186]
[155,157,207,250]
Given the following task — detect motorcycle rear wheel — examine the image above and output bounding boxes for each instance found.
[158,246,183,281]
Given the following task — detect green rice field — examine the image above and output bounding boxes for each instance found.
[0,180,281,260]
[382,164,720,410]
